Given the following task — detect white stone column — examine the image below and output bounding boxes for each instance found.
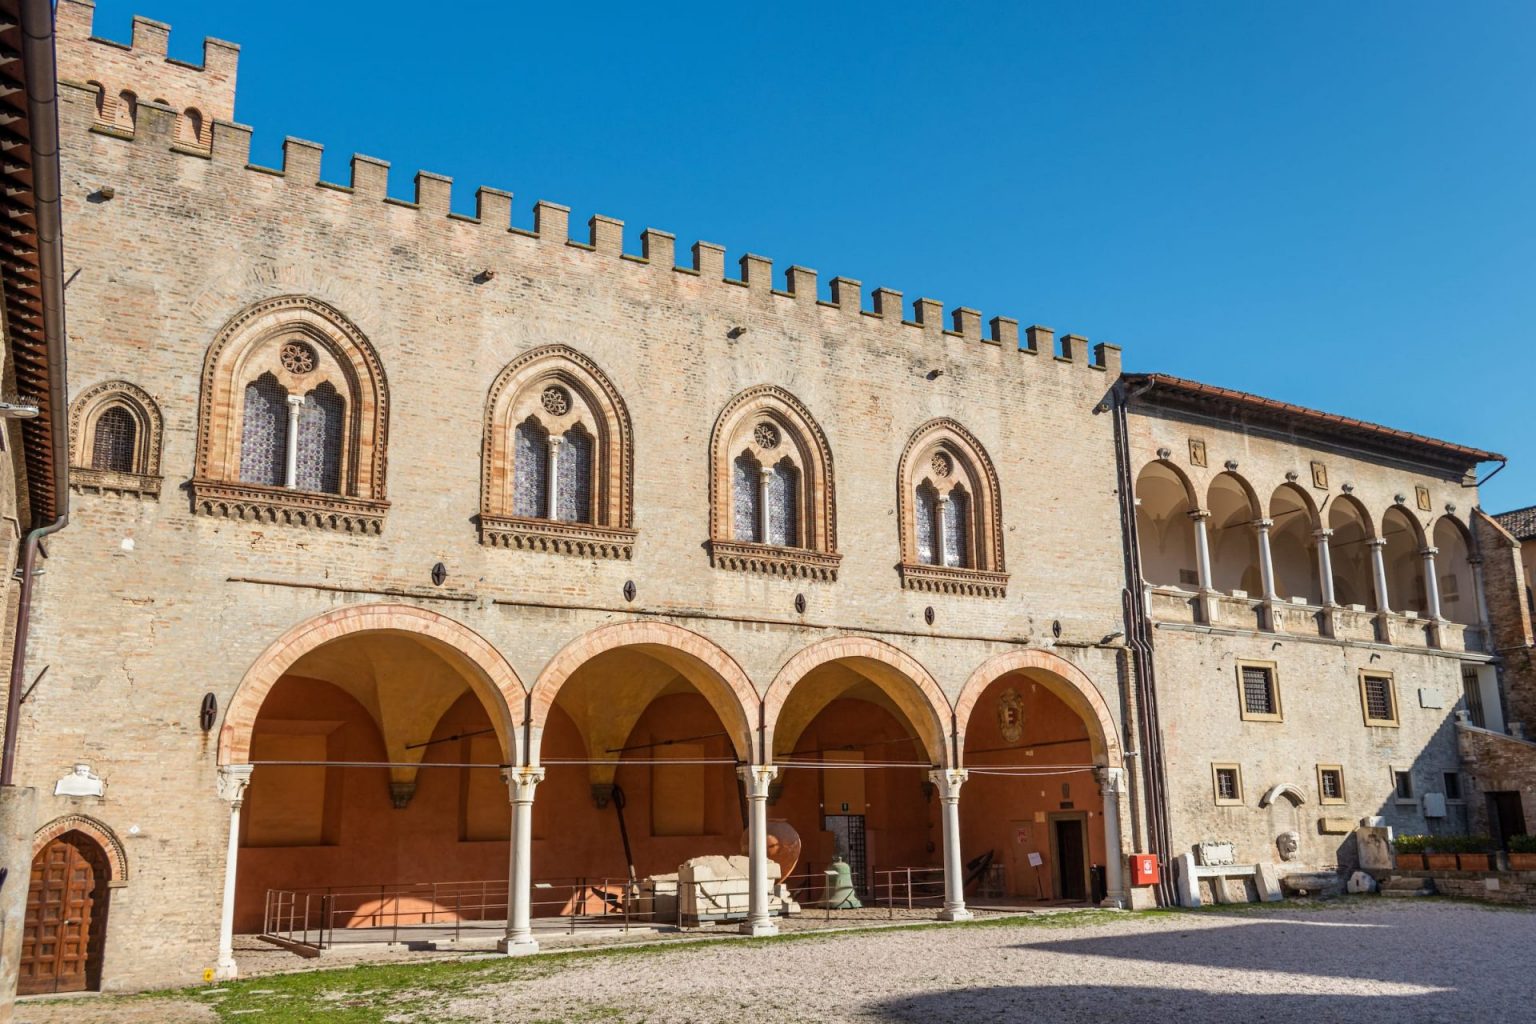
[1368,538,1391,613]
[1468,556,1490,630]
[930,768,971,921]
[1097,767,1128,909]
[499,766,544,955]
[1189,509,1214,591]
[283,395,304,488]
[935,494,951,567]
[757,465,774,544]
[1255,518,1277,601]
[1421,547,1442,620]
[215,764,254,980]
[739,764,779,936]
[545,437,562,519]
[1314,528,1336,605]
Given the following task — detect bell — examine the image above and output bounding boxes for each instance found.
[823,856,862,909]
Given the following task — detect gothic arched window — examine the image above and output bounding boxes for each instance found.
[898,419,1007,597]
[68,380,165,499]
[482,346,635,558]
[193,295,390,534]
[708,385,838,581]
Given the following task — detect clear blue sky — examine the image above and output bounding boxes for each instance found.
[84,1,1534,510]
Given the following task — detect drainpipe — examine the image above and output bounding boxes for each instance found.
[2,0,73,786]
[1111,379,1174,906]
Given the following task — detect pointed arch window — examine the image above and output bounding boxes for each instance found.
[192,295,390,534]
[481,346,635,558]
[708,386,839,581]
[69,380,165,499]
[898,419,1006,597]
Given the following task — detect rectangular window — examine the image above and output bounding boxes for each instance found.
[1394,769,1415,802]
[1212,763,1243,805]
[1360,672,1399,726]
[1444,771,1463,801]
[1237,662,1281,722]
[1317,764,1346,804]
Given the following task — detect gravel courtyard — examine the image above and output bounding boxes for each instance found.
[20,899,1535,1023]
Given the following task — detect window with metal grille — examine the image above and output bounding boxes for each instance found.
[915,482,939,565]
[1319,768,1343,801]
[944,487,970,568]
[91,406,137,473]
[1363,674,1395,723]
[1461,668,1486,729]
[1394,770,1414,801]
[556,427,594,524]
[1214,766,1239,802]
[295,383,344,493]
[238,373,288,486]
[1241,665,1277,718]
[513,419,549,518]
[766,459,798,547]
[1444,772,1462,800]
[732,454,760,542]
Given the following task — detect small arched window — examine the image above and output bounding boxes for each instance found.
[116,90,137,130]
[482,346,635,558]
[85,81,109,125]
[193,296,389,534]
[898,419,1006,597]
[178,107,208,148]
[91,407,137,473]
[68,380,164,498]
[708,386,838,580]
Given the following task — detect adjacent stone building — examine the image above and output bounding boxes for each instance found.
[5,0,1526,996]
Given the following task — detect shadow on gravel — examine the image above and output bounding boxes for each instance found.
[1017,909,1515,989]
[870,985,1449,1024]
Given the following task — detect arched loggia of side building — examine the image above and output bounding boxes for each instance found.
[1327,495,1377,609]
[213,604,527,977]
[1133,460,1198,589]
[1433,515,1479,626]
[953,650,1127,909]
[760,638,954,912]
[1268,483,1322,604]
[1207,472,1262,596]
[1381,505,1429,615]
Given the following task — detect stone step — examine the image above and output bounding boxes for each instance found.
[1380,876,1435,897]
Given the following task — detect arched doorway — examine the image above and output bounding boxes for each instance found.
[954,651,1125,907]
[217,605,525,953]
[761,638,951,905]
[20,830,112,994]
[524,622,758,922]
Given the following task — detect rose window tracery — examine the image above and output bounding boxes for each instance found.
[280,341,317,375]
[754,422,781,450]
[540,385,571,416]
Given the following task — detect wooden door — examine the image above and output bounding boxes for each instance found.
[1051,816,1089,902]
[20,831,109,995]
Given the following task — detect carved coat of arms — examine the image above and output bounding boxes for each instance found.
[998,687,1025,743]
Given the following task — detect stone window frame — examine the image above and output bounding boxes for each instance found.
[896,418,1007,598]
[480,344,636,559]
[68,379,164,499]
[1211,762,1243,806]
[1358,670,1400,728]
[190,295,390,534]
[706,384,839,582]
[1316,763,1346,805]
[1235,659,1283,723]
[1391,765,1416,804]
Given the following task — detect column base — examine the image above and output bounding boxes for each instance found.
[497,936,540,956]
[739,919,779,937]
[938,906,973,922]
[214,957,239,981]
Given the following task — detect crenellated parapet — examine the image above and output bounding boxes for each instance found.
[55,63,1122,382]
[57,0,238,148]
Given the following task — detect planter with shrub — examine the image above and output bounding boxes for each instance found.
[1510,834,1536,871]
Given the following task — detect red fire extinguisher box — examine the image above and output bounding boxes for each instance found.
[1130,854,1160,886]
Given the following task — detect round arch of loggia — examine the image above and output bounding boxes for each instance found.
[524,620,761,766]
[952,648,1124,770]
[760,635,954,769]
[217,603,527,768]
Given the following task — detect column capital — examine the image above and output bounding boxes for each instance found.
[1366,538,1388,550]
[1313,527,1334,540]
[737,763,779,797]
[1467,555,1483,567]
[218,763,254,805]
[928,767,968,796]
[1188,508,1211,522]
[1419,547,1439,558]
[1253,518,1274,530]
[285,393,306,409]
[501,766,545,802]
[1094,765,1127,793]
[546,435,563,453]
